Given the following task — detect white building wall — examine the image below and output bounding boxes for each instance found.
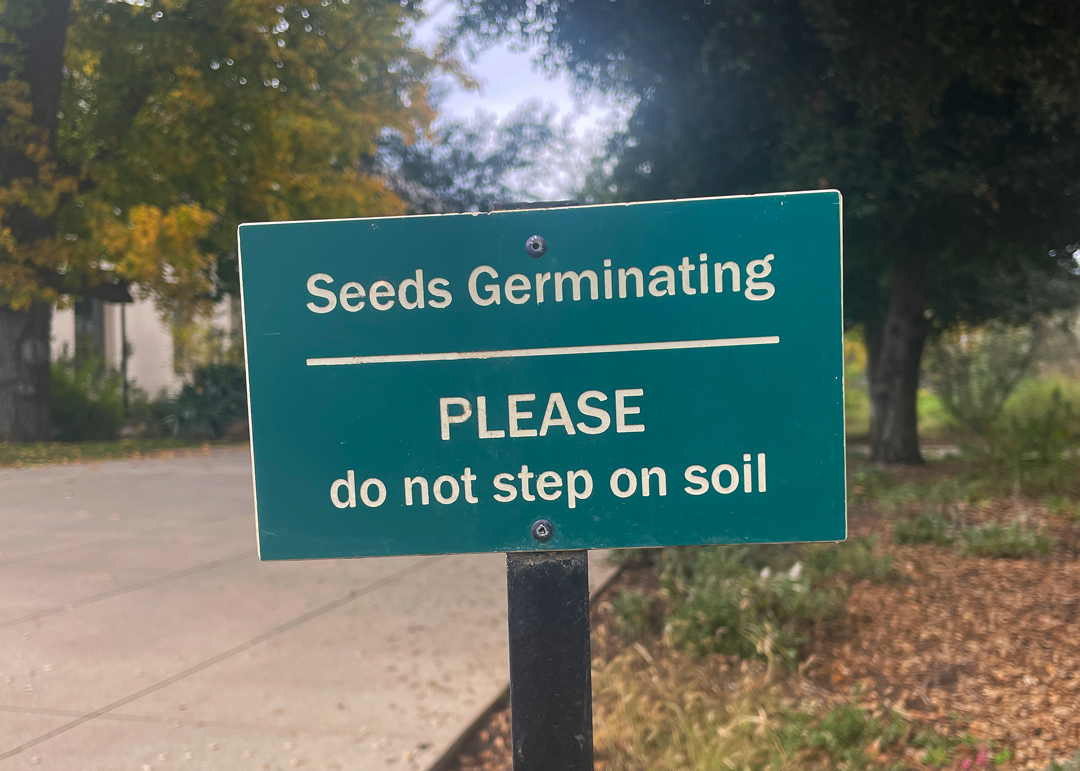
[51,305,75,360]
[123,298,185,397]
[51,291,236,398]
[50,296,187,397]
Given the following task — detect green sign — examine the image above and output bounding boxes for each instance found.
[239,192,846,560]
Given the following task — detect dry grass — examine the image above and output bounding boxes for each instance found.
[592,642,778,771]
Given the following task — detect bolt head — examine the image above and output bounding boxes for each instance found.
[530,519,553,543]
[525,235,547,258]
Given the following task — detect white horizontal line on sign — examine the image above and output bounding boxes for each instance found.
[305,335,780,367]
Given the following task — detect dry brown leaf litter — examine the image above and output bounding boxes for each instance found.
[443,484,1080,771]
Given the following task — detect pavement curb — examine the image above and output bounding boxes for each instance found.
[425,555,625,771]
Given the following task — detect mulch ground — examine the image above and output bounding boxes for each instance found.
[440,470,1080,771]
[811,498,1080,769]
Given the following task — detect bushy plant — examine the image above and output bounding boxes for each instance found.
[924,322,1043,438]
[1003,374,1080,428]
[804,536,894,582]
[162,363,247,439]
[875,477,984,515]
[894,512,955,546]
[770,704,909,771]
[983,387,1079,468]
[925,477,985,507]
[952,375,1080,496]
[610,588,652,642]
[50,357,124,441]
[960,518,1054,559]
[123,386,177,438]
[876,481,933,514]
[1047,495,1080,520]
[660,538,892,663]
[849,465,897,504]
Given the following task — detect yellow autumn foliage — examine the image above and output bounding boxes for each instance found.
[1,0,444,317]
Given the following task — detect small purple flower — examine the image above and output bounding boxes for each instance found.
[976,746,990,766]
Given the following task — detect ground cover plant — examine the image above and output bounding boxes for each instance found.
[894,512,955,546]
[0,439,226,468]
[656,538,890,666]
[442,453,1080,771]
[959,519,1055,559]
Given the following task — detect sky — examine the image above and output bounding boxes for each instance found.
[411,1,629,200]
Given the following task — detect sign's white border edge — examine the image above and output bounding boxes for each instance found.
[837,191,848,542]
[237,227,263,559]
[235,188,843,230]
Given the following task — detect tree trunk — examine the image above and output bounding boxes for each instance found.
[866,255,931,464]
[0,0,72,441]
[0,303,53,442]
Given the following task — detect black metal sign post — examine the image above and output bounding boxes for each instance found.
[492,202,594,771]
[506,550,594,771]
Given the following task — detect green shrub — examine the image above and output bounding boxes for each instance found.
[876,481,926,513]
[986,387,1079,466]
[924,322,1042,438]
[959,381,1080,496]
[894,512,955,546]
[910,729,968,768]
[50,357,124,441]
[610,588,651,642]
[1047,495,1080,520]
[123,386,176,438]
[925,477,985,506]
[1003,374,1080,428]
[659,546,846,664]
[659,538,892,664]
[873,477,983,515]
[804,536,894,582]
[162,363,247,439]
[770,704,909,771]
[849,465,897,503]
[960,518,1054,559]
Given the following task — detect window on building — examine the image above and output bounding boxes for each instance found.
[74,298,105,365]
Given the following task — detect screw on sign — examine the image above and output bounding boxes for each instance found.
[238,193,845,771]
[530,519,553,543]
[525,234,547,258]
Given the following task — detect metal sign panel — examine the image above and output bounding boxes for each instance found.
[238,192,846,560]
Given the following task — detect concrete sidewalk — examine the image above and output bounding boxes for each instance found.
[0,447,614,770]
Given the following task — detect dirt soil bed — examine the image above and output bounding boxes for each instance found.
[441,468,1080,771]
[810,500,1080,768]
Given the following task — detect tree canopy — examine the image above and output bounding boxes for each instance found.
[453,0,1080,461]
[4,0,442,315]
[377,101,565,213]
[0,0,446,440]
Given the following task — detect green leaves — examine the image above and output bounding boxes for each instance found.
[656,539,890,663]
[3,0,443,313]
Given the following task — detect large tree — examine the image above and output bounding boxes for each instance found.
[377,102,565,213]
[454,0,1080,462]
[0,0,440,441]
